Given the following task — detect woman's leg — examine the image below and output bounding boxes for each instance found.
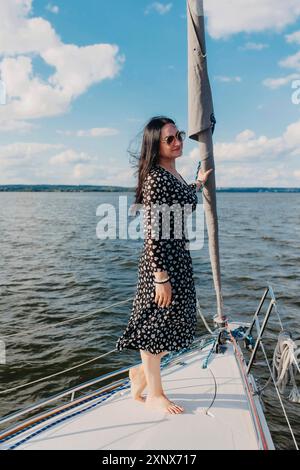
[129,351,169,402]
[129,363,147,402]
[140,349,184,414]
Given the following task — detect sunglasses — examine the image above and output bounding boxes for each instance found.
[160,130,186,146]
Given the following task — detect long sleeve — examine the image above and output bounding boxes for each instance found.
[142,171,170,272]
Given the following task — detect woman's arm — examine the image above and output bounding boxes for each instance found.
[142,171,172,308]
[142,171,170,274]
[189,168,214,191]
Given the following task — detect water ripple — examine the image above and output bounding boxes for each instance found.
[0,191,299,448]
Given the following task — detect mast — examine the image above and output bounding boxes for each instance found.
[187,0,225,321]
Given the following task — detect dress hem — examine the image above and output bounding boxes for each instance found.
[115,337,195,356]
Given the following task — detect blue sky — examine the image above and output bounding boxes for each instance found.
[0,0,300,187]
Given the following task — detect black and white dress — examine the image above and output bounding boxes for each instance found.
[116,165,198,355]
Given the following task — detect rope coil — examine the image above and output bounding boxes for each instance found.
[272,331,300,403]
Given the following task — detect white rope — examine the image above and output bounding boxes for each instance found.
[272,331,300,403]
[272,300,284,331]
[196,298,214,335]
[259,339,299,450]
[0,349,117,395]
[1,297,134,340]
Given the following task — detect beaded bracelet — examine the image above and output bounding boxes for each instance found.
[196,179,205,192]
[154,277,170,284]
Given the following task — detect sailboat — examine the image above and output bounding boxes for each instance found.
[0,1,299,452]
[0,285,299,450]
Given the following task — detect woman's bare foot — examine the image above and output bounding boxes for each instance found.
[145,394,184,414]
[129,365,147,402]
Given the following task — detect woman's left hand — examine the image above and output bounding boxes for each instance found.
[197,168,214,184]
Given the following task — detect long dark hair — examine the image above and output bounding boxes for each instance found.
[130,116,175,204]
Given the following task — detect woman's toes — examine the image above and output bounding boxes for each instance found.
[170,401,184,412]
[168,405,176,414]
[171,404,184,413]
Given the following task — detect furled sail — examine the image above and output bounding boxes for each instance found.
[187,0,225,321]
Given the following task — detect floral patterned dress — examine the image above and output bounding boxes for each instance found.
[116,165,198,355]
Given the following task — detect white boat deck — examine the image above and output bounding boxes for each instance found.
[1,339,275,450]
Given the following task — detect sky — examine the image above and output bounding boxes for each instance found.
[0,0,300,188]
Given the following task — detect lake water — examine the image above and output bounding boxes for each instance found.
[0,191,299,449]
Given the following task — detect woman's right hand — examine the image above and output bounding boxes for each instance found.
[154,281,172,308]
[197,167,214,184]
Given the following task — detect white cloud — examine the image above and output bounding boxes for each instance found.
[204,0,300,39]
[43,44,123,98]
[46,3,59,14]
[214,76,242,83]
[0,140,136,186]
[263,29,300,89]
[235,129,256,142]
[213,135,284,162]
[285,30,300,45]
[77,128,119,137]
[49,149,93,165]
[177,120,300,187]
[283,120,300,148]
[68,164,134,186]
[0,0,60,56]
[263,54,300,89]
[263,73,300,89]
[0,0,124,129]
[0,56,69,120]
[279,51,300,71]
[57,128,119,138]
[145,2,173,16]
[241,42,269,51]
[0,119,36,133]
[2,119,300,186]
[0,141,62,157]
[0,142,63,184]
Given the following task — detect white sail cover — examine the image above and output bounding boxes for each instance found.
[187,0,224,320]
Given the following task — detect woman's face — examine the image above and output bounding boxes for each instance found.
[159,123,183,160]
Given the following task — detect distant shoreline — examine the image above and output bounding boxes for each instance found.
[0,185,300,193]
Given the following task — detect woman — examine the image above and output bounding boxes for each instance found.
[116,116,213,414]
